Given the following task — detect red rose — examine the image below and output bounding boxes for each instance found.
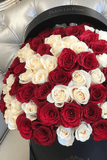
[65,25,85,37]
[16,113,33,139]
[89,84,106,103]
[58,48,79,72]
[90,40,107,55]
[37,102,60,126]
[37,43,52,56]
[102,67,107,81]
[32,121,56,146]
[14,62,26,76]
[3,69,13,84]
[48,67,72,86]
[92,119,107,141]
[9,77,21,96]
[39,28,53,41]
[30,36,43,51]
[82,102,102,124]
[33,82,53,104]
[0,94,6,115]
[52,27,65,37]
[10,57,20,70]
[60,102,82,128]
[79,30,98,46]
[77,51,99,71]
[16,83,35,103]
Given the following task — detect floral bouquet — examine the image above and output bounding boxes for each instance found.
[1,22,107,147]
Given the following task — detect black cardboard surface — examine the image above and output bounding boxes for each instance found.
[25,5,107,160]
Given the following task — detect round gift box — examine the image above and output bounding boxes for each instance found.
[24,5,107,160]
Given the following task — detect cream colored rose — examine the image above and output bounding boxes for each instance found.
[4,110,17,130]
[69,84,90,104]
[11,98,23,115]
[16,43,35,62]
[4,93,15,107]
[84,25,95,32]
[21,100,37,121]
[56,126,75,147]
[89,68,105,84]
[47,85,70,106]
[75,121,92,142]
[96,30,107,41]
[45,35,61,47]
[50,40,66,57]
[96,53,107,68]
[62,36,79,48]
[25,54,43,72]
[72,70,91,88]
[2,84,11,95]
[32,69,48,84]
[40,55,57,72]
[70,41,88,54]
[6,74,15,87]
[100,102,107,119]
[19,70,34,84]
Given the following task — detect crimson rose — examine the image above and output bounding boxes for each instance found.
[52,27,65,37]
[32,121,56,146]
[10,57,20,70]
[92,119,107,141]
[60,102,82,128]
[77,51,99,71]
[58,48,79,72]
[16,83,35,103]
[3,69,13,84]
[79,30,98,46]
[9,77,21,96]
[39,28,53,41]
[48,67,72,86]
[37,43,52,56]
[13,62,26,76]
[0,94,6,115]
[102,67,107,81]
[16,113,33,139]
[82,102,102,124]
[89,40,107,55]
[33,82,53,104]
[89,84,106,103]
[30,36,43,51]
[37,102,60,126]
[65,25,85,37]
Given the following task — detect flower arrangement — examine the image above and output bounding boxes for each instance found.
[1,22,107,147]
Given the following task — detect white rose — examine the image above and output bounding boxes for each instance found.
[45,35,61,47]
[4,93,15,107]
[4,110,17,130]
[84,25,95,32]
[40,55,57,71]
[32,69,48,84]
[62,36,79,48]
[11,98,23,115]
[69,84,90,105]
[25,54,43,72]
[47,85,70,105]
[50,40,66,57]
[100,102,107,119]
[70,41,89,54]
[6,74,15,87]
[72,70,91,88]
[21,100,37,121]
[2,84,11,95]
[96,53,107,68]
[16,43,35,62]
[89,68,105,84]
[56,126,75,147]
[19,70,34,84]
[96,30,107,41]
[75,121,92,142]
